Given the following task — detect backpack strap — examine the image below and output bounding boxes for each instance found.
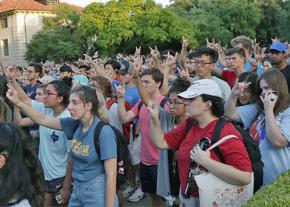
[160,97,169,108]
[93,121,107,159]
[138,101,143,112]
[211,118,227,162]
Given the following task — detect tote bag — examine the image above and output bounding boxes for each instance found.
[194,135,254,207]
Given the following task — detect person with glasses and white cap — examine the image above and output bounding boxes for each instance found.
[147,79,252,207]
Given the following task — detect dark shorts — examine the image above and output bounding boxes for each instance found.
[44,177,65,193]
[140,162,157,194]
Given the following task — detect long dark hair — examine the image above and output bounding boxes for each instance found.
[0,123,44,206]
[48,80,71,107]
[237,72,258,106]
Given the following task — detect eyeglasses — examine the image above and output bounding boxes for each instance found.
[194,61,212,67]
[44,92,58,97]
[168,99,184,106]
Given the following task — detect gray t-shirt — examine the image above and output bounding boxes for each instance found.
[156,108,175,199]
[60,116,117,181]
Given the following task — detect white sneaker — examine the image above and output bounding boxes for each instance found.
[127,188,144,202]
[122,186,135,198]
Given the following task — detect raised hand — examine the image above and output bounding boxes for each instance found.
[179,69,190,78]
[115,84,125,99]
[4,65,17,81]
[231,81,251,98]
[182,36,190,49]
[149,46,160,59]
[84,54,93,62]
[147,100,159,121]
[135,46,141,57]
[260,91,278,112]
[133,51,143,76]
[160,52,178,73]
[6,83,21,106]
[271,36,280,44]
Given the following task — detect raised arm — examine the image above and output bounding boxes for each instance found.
[149,46,161,69]
[160,52,178,96]
[84,54,111,81]
[6,84,62,130]
[132,51,150,105]
[14,106,35,126]
[180,37,189,71]
[4,66,31,106]
[116,85,136,124]
[224,82,248,122]
[147,101,169,149]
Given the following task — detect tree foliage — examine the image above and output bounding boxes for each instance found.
[78,0,196,56]
[26,3,83,62]
[26,0,290,61]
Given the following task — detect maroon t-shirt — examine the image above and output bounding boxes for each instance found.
[222,70,237,88]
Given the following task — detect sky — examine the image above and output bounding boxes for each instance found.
[60,0,171,7]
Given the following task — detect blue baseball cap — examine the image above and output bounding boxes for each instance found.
[270,42,286,53]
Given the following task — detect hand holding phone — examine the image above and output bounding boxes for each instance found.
[55,193,63,204]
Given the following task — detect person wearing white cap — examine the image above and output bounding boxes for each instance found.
[147,79,252,206]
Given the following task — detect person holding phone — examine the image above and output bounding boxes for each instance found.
[224,69,290,186]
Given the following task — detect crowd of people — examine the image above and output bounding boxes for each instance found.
[0,35,290,207]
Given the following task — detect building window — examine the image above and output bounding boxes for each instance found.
[3,39,9,56]
[1,17,8,28]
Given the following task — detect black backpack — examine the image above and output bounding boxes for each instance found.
[94,121,131,186]
[187,118,264,192]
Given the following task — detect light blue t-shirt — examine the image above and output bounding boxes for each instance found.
[60,116,117,182]
[124,86,140,107]
[238,103,290,186]
[245,60,262,77]
[237,103,257,129]
[112,81,140,107]
[31,100,71,181]
[256,107,290,186]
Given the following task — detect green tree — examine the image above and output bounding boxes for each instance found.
[279,0,290,41]
[253,0,283,44]
[26,28,83,62]
[169,0,260,46]
[26,3,84,62]
[78,0,197,56]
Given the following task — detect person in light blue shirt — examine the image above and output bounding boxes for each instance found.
[13,80,71,206]
[224,69,290,186]
[7,85,118,207]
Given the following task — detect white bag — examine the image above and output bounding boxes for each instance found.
[128,124,140,165]
[194,135,254,207]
